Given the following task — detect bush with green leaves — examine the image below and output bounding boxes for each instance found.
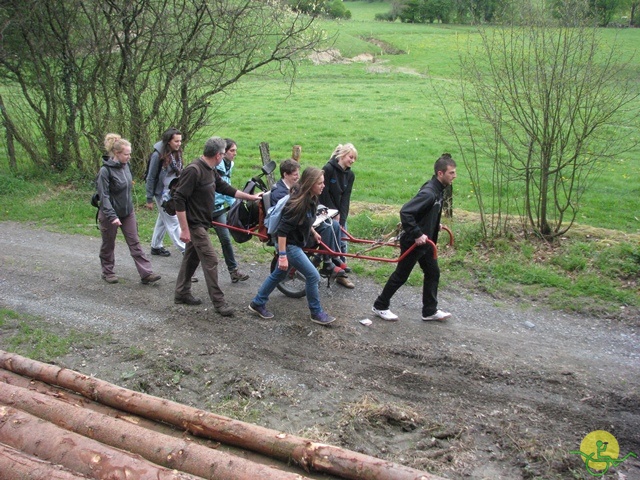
[327,0,352,18]
[289,0,351,18]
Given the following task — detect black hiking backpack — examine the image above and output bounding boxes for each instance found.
[90,165,114,229]
[226,179,260,243]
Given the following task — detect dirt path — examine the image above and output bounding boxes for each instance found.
[1,221,638,479]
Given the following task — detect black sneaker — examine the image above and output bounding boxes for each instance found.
[151,247,171,257]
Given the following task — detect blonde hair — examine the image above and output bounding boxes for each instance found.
[104,133,131,156]
[331,143,357,162]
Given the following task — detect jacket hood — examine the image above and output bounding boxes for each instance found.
[328,156,350,172]
[153,140,163,152]
[102,155,123,169]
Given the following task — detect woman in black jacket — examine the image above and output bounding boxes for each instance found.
[319,143,357,267]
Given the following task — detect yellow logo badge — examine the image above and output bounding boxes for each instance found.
[570,430,637,477]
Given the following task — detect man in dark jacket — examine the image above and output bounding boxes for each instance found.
[372,154,457,322]
[172,136,261,316]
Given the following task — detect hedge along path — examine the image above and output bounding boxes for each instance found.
[0,443,89,480]
[0,381,312,480]
[0,406,202,480]
[0,350,444,480]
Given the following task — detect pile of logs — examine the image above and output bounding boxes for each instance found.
[0,350,444,480]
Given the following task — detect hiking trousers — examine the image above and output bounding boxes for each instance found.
[373,236,440,317]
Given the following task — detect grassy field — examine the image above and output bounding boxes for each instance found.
[202,2,640,234]
[0,1,638,319]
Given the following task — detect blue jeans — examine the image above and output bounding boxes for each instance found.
[212,211,238,272]
[337,220,348,264]
[252,244,322,314]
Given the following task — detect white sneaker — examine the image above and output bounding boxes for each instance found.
[422,309,452,321]
[371,307,399,322]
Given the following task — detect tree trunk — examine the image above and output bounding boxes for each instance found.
[0,350,443,480]
[0,381,312,480]
[0,405,203,480]
[0,443,88,480]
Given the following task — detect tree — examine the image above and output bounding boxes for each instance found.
[444,0,638,239]
[0,0,325,175]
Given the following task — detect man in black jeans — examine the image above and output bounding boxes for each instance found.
[372,153,457,322]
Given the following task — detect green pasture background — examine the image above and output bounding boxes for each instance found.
[206,2,640,234]
[1,1,638,234]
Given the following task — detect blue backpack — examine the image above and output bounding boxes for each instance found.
[265,194,290,236]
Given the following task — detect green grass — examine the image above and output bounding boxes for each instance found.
[204,9,640,234]
[0,308,83,361]
[346,0,392,22]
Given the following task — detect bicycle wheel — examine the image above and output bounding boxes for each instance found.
[271,255,307,298]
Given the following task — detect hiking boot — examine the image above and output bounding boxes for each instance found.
[174,293,202,305]
[215,303,235,317]
[141,273,161,284]
[336,276,355,289]
[151,247,171,257]
[248,302,274,319]
[372,307,399,322]
[101,274,119,284]
[310,311,336,325]
[230,269,249,283]
[422,309,452,322]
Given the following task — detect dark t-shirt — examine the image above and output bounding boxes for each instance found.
[173,158,237,229]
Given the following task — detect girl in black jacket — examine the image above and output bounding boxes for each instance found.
[250,167,337,326]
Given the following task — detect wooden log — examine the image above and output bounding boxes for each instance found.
[0,405,203,480]
[0,350,444,480]
[0,381,310,480]
[0,369,203,442]
[0,370,318,478]
[0,443,88,479]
